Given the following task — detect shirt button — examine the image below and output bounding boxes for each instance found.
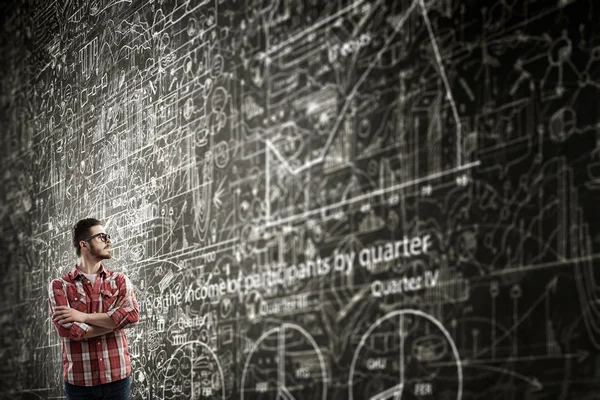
[74,297,78,301]
[97,342,101,345]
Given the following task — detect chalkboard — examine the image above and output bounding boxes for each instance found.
[0,0,599,399]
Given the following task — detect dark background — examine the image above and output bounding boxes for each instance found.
[1,0,599,398]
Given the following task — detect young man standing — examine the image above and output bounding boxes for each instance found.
[48,218,139,400]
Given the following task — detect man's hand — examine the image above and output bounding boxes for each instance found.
[53,306,88,324]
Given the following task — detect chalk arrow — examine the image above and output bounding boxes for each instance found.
[213,178,226,209]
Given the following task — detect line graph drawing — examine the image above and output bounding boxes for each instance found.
[262,0,463,173]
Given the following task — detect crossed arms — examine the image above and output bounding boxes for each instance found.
[48,278,139,341]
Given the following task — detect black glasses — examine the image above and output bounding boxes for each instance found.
[83,233,111,243]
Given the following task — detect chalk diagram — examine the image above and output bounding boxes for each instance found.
[241,323,327,400]
[257,0,480,231]
[349,310,462,400]
[162,341,225,400]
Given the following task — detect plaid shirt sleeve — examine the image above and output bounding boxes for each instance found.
[48,279,89,340]
[106,274,139,331]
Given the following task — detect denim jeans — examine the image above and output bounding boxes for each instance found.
[64,376,130,400]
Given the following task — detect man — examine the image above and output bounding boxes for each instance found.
[48,218,139,400]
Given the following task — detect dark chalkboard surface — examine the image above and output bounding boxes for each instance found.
[0,0,599,398]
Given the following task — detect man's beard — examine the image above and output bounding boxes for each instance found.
[90,244,111,260]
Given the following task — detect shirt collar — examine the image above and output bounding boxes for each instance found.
[70,264,108,280]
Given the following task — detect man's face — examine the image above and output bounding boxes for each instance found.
[84,225,112,260]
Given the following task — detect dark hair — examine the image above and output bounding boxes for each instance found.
[73,218,103,256]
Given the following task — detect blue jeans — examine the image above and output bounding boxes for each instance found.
[64,376,130,400]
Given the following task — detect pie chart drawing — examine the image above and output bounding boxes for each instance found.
[349,309,462,400]
[162,341,225,400]
[241,323,328,400]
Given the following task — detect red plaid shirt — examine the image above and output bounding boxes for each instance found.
[48,265,139,386]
